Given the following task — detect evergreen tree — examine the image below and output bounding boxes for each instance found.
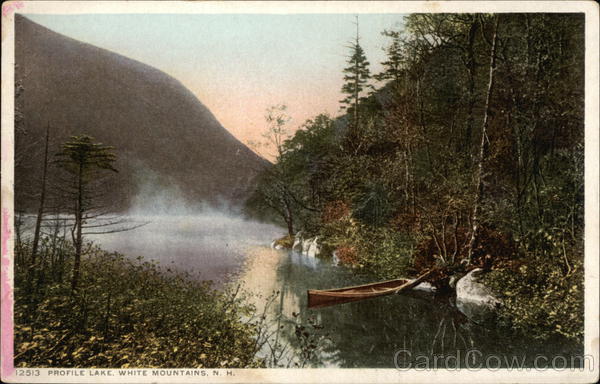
[340,16,372,130]
[375,30,405,86]
[54,135,118,291]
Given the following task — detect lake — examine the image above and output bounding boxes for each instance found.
[91,213,583,368]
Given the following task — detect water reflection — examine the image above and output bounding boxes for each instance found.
[91,217,582,369]
[89,214,284,284]
[239,247,583,368]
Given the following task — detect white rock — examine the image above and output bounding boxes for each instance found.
[292,231,303,251]
[455,268,500,307]
[413,281,436,292]
[332,250,340,266]
[306,236,320,258]
[301,238,312,255]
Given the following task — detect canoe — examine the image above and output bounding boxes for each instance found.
[307,270,433,309]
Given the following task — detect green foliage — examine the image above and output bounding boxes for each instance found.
[374,30,405,85]
[352,182,394,227]
[14,241,261,368]
[483,255,584,342]
[54,135,117,176]
[273,235,294,249]
[340,36,373,113]
[246,13,584,342]
[354,227,415,279]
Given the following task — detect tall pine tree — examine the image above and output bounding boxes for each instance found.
[340,16,372,131]
[375,30,405,86]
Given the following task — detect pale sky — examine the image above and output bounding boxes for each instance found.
[25,13,406,156]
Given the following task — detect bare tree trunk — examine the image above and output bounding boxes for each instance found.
[354,18,360,131]
[465,16,479,152]
[284,197,294,236]
[71,161,84,292]
[15,211,24,266]
[466,16,500,264]
[30,124,50,278]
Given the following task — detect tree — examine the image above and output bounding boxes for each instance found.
[340,16,373,130]
[375,30,405,88]
[29,123,50,284]
[247,105,297,236]
[250,168,296,236]
[54,135,118,291]
[263,104,292,159]
[466,15,500,264]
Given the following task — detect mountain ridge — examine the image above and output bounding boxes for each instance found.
[15,14,269,211]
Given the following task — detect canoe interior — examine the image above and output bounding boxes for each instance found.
[306,270,433,309]
[307,279,410,309]
[316,278,409,293]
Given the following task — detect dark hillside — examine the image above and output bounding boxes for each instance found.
[15,14,269,211]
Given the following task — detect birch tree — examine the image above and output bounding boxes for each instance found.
[466,15,500,264]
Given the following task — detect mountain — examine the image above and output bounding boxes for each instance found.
[14,14,269,212]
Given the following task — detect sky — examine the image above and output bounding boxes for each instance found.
[26,13,406,157]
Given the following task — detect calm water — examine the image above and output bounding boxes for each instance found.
[91,214,583,368]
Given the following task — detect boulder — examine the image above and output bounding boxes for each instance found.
[455,268,500,307]
[305,236,321,258]
[455,268,499,322]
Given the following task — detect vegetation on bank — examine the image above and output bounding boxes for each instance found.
[247,13,585,342]
[13,127,328,367]
[14,239,262,368]
[483,256,584,342]
[273,234,295,249]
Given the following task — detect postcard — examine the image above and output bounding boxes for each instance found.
[1,1,598,383]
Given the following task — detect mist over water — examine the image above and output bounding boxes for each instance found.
[33,185,583,367]
[88,187,285,284]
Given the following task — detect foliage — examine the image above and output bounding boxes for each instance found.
[340,22,373,118]
[14,240,262,368]
[247,13,585,342]
[483,255,584,342]
[273,235,294,249]
[54,135,119,291]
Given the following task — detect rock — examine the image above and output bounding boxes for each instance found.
[413,281,436,292]
[455,268,500,307]
[332,250,340,266]
[291,231,321,257]
[292,231,303,251]
[455,269,499,322]
[301,238,312,255]
[306,236,320,258]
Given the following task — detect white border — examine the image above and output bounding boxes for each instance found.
[1,1,598,383]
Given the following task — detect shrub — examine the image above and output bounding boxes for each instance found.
[14,242,262,368]
[483,254,584,342]
[274,234,294,249]
[335,245,359,266]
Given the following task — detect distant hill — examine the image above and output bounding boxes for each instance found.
[14,14,269,212]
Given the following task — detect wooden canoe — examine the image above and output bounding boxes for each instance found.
[307,270,433,309]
